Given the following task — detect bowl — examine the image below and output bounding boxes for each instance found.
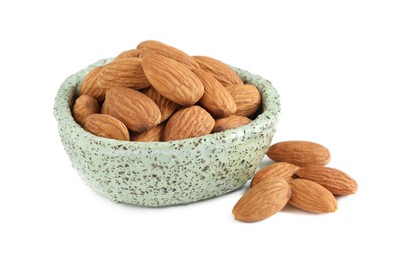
[53,58,280,207]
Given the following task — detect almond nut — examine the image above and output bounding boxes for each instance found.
[143,87,180,123]
[80,66,106,101]
[213,115,251,133]
[289,178,338,213]
[225,84,261,117]
[192,68,237,118]
[72,94,100,126]
[114,49,142,60]
[84,114,130,141]
[142,54,204,106]
[251,162,300,188]
[138,40,199,70]
[102,87,161,132]
[193,56,243,86]
[232,177,292,222]
[163,105,215,141]
[267,141,331,167]
[132,124,165,142]
[98,57,150,90]
[295,166,358,195]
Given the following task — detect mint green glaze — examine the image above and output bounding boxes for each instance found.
[53,58,280,206]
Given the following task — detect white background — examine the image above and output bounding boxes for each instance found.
[1,0,399,259]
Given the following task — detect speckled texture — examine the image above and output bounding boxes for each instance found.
[53,58,281,207]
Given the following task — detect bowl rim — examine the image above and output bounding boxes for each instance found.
[54,58,280,151]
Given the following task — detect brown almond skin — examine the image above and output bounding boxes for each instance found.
[232,177,292,222]
[295,166,358,195]
[138,40,199,70]
[193,56,243,86]
[132,124,165,142]
[73,94,100,126]
[213,115,251,133]
[226,84,261,117]
[80,66,107,101]
[251,162,300,188]
[289,179,338,213]
[84,114,130,141]
[97,57,150,90]
[163,106,215,141]
[102,87,161,132]
[192,68,237,118]
[143,87,180,123]
[114,49,142,60]
[267,141,331,167]
[142,54,204,106]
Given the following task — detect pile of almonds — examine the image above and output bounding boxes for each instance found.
[71,41,358,220]
[73,40,262,142]
[232,141,358,222]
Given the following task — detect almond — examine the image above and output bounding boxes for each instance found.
[267,141,331,167]
[232,177,292,222]
[192,68,237,117]
[289,179,337,213]
[84,114,130,141]
[72,94,100,126]
[97,57,150,90]
[102,87,161,132]
[114,49,142,60]
[138,40,199,70]
[295,166,358,195]
[225,84,261,117]
[193,56,243,86]
[213,115,251,133]
[143,87,180,123]
[163,106,215,141]
[132,124,165,142]
[142,54,204,106]
[250,162,300,188]
[80,66,106,101]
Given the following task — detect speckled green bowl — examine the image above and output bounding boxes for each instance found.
[54,58,280,207]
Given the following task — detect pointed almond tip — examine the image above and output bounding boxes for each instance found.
[353,182,359,193]
[332,201,338,212]
[231,208,237,217]
[351,189,357,194]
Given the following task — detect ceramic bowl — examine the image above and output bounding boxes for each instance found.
[53,58,280,207]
